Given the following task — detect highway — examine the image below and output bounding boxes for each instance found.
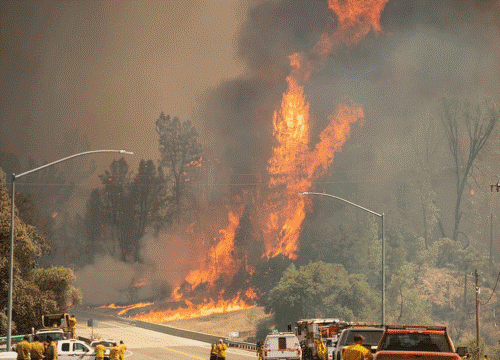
[73,308,255,360]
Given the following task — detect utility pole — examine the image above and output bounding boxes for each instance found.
[491,182,500,192]
[490,183,499,269]
[490,214,493,267]
[475,269,480,360]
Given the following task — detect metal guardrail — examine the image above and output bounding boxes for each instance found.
[115,316,257,351]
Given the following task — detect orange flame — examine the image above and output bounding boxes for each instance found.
[96,302,154,314]
[97,303,128,309]
[173,199,245,298]
[263,73,311,260]
[245,288,258,300]
[327,0,389,47]
[117,302,154,315]
[260,0,386,259]
[262,71,364,259]
[131,292,252,322]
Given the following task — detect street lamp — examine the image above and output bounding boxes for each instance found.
[298,191,385,325]
[6,149,133,349]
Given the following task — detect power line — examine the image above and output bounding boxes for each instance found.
[479,270,500,306]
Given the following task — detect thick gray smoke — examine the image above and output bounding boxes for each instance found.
[199,0,500,243]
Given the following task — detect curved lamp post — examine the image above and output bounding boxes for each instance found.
[7,149,133,349]
[298,191,385,325]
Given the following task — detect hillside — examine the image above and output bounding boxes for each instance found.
[164,306,272,342]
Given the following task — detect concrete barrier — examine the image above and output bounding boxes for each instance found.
[116,316,257,351]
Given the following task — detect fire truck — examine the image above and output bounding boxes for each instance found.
[294,319,350,360]
[294,319,378,360]
[36,313,72,342]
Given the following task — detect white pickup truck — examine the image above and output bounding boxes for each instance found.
[57,339,109,360]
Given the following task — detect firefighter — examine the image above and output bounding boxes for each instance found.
[68,314,77,339]
[44,336,58,360]
[118,340,127,360]
[94,341,107,360]
[109,342,120,360]
[16,335,31,360]
[30,335,45,360]
[342,334,372,360]
[209,343,218,360]
[256,341,263,360]
[217,339,227,360]
[315,336,328,360]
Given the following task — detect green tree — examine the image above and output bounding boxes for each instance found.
[31,267,80,311]
[0,171,80,334]
[386,262,431,324]
[265,261,377,331]
[155,113,203,223]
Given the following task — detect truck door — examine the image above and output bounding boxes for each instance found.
[73,342,95,359]
[59,342,71,360]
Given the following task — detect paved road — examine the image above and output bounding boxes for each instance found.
[73,309,255,360]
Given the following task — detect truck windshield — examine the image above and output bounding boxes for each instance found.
[346,330,383,346]
[379,333,452,352]
[37,333,65,342]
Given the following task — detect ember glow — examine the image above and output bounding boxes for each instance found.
[124,0,387,323]
[130,278,148,288]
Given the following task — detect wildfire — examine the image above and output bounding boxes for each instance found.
[97,302,154,314]
[327,0,389,46]
[117,302,154,316]
[172,198,246,299]
[259,0,387,260]
[97,303,128,309]
[127,0,388,324]
[262,72,364,259]
[263,72,311,260]
[131,292,253,322]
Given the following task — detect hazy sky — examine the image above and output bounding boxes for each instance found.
[0,0,248,165]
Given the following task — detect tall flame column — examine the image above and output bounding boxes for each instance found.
[298,191,385,325]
